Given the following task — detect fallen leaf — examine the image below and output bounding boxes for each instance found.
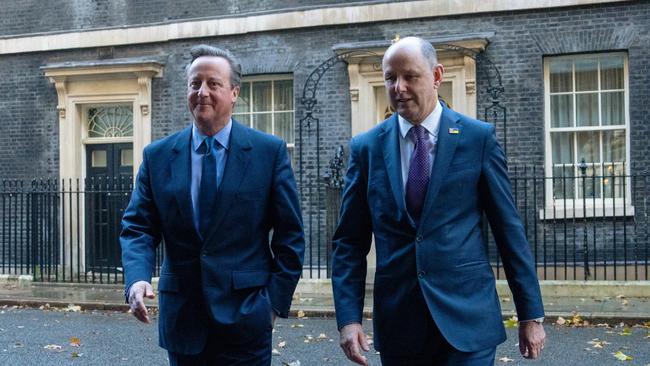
[278,341,286,348]
[272,348,281,356]
[619,327,632,336]
[290,323,304,328]
[44,344,63,352]
[616,294,626,299]
[64,304,81,312]
[587,339,610,349]
[69,337,81,347]
[318,333,327,339]
[282,361,301,366]
[556,317,566,325]
[498,356,514,363]
[296,310,305,318]
[622,299,629,306]
[612,351,632,361]
[71,352,82,358]
[503,316,518,328]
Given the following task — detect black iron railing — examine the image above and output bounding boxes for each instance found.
[489,163,649,281]
[0,177,164,284]
[1,165,649,283]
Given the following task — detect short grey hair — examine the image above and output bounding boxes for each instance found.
[383,36,438,69]
[418,39,438,69]
[185,44,242,88]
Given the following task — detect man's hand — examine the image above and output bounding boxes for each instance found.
[128,281,155,324]
[519,321,545,359]
[339,323,370,366]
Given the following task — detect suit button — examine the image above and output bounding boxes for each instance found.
[416,235,423,242]
[417,271,426,278]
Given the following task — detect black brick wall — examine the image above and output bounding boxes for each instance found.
[0,0,410,37]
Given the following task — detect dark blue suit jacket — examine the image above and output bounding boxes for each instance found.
[332,107,544,355]
[120,120,305,354]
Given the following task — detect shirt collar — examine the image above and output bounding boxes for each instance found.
[398,100,442,140]
[192,119,232,152]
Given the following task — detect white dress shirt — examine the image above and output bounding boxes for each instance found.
[398,100,443,190]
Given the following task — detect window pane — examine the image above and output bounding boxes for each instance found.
[553,165,575,199]
[578,165,601,199]
[575,58,598,91]
[600,55,624,90]
[576,93,598,126]
[233,114,250,127]
[121,149,133,167]
[601,91,624,126]
[274,80,293,111]
[275,112,294,143]
[88,105,133,138]
[603,164,625,198]
[91,150,107,168]
[602,129,625,163]
[550,94,573,127]
[549,60,573,93]
[551,132,574,164]
[253,81,272,112]
[253,113,272,134]
[234,82,250,114]
[577,131,600,163]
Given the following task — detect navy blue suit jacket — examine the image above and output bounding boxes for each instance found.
[120,120,305,354]
[332,108,544,355]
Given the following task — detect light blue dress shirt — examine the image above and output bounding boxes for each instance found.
[190,120,231,232]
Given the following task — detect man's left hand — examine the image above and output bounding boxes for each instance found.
[519,321,545,359]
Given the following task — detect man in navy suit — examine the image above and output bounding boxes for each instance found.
[332,37,545,365]
[120,45,305,365]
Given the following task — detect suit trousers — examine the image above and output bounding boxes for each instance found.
[168,327,272,366]
[379,305,496,366]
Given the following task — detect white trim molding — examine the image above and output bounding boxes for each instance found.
[0,0,631,55]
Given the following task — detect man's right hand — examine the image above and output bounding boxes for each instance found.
[339,323,370,366]
[128,281,155,324]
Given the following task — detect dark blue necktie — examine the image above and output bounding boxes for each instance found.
[199,136,217,238]
[405,125,430,221]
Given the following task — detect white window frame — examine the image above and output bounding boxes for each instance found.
[233,74,294,149]
[543,52,633,219]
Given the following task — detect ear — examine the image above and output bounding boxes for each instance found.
[433,64,444,88]
[231,85,240,104]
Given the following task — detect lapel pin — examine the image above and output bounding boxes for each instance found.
[448,128,460,134]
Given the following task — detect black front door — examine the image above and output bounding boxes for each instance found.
[85,143,133,273]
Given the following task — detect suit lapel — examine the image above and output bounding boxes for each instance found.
[203,120,252,242]
[420,107,461,223]
[169,126,197,237]
[380,114,409,224]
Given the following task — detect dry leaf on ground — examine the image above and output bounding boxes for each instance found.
[44,344,63,352]
[612,350,633,361]
[503,316,518,329]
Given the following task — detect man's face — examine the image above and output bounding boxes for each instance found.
[382,45,443,124]
[187,56,239,131]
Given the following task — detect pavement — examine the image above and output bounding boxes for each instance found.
[0,278,649,322]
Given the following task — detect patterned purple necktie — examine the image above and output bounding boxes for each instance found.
[405,125,430,221]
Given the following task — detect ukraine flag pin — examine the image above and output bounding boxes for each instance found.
[448,128,460,134]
